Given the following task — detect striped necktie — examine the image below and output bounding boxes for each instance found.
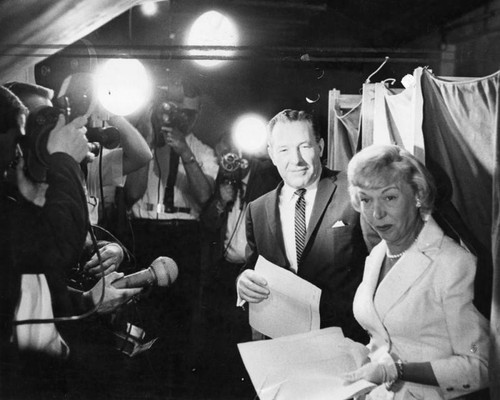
[294,188,307,267]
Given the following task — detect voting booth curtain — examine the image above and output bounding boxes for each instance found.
[328,67,500,398]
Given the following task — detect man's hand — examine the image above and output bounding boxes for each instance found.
[47,114,91,163]
[83,243,124,277]
[237,269,270,303]
[84,271,142,314]
[163,127,189,156]
[15,157,48,207]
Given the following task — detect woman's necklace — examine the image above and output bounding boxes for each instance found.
[386,219,426,259]
[386,249,407,259]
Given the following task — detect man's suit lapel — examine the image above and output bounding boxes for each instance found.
[305,169,337,244]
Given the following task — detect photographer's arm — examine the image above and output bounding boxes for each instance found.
[180,147,214,206]
[165,128,214,206]
[109,115,152,175]
[123,163,149,208]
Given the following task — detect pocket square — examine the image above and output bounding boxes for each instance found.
[332,220,346,228]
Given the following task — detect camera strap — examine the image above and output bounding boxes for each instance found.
[163,148,179,213]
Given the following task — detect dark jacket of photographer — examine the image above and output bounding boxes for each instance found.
[201,158,281,266]
[0,153,91,356]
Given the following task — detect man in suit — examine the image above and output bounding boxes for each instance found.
[237,109,368,342]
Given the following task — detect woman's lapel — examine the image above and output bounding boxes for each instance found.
[374,245,432,321]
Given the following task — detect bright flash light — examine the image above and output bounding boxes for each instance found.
[140,2,158,16]
[95,59,152,116]
[187,11,238,67]
[232,114,268,154]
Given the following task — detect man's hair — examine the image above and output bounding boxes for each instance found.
[4,81,54,103]
[347,144,436,215]
[0,86,28,135]
[267,109,321,143]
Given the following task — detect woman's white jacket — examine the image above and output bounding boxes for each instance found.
[353,216,489,399]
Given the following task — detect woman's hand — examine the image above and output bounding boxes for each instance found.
[342,353,398,385]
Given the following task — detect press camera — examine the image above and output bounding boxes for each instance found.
[150,87,198,147]
[219,151,249,186]
[22,99,116,182]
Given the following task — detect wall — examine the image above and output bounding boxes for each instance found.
[412,0,500,77]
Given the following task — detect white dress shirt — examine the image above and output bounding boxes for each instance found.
[236,178,319,306]
[279,181,318,273]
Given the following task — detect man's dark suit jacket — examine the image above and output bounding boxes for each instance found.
[243,167,368,343]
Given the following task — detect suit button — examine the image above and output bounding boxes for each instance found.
[470,344,478,353]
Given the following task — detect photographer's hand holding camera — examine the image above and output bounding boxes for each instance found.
[47,114,90,162]
[6,81,146,287]
[125,85,218,212]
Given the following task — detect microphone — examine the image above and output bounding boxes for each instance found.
[112,257,179,289]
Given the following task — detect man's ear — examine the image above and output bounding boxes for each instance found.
[318,137,325,157]
[267,145,276,166]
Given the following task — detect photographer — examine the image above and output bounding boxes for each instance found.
[0,86,141,399]
[7,81,152,280]
[198,134,281,398]
[124,76,218,385]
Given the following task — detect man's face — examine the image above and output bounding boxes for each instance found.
[268,120,324,189]
[0,113,26,172]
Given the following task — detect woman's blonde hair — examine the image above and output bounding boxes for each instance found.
[347,144,436,215]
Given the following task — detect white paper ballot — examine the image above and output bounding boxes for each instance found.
[238,328,374,400]
[249,255,321,338]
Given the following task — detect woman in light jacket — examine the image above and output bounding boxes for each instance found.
[343,144,489,400]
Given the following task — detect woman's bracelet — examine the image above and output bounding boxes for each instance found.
[395,359,404,381]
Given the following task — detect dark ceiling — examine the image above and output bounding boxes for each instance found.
[34,0,492,145]
[133,0,489,47]
[80,0,491,60]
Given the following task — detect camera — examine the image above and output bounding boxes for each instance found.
[21,106,67,182]
[151,100,197,147]
[21,103,106,183]
[219,151,249,185]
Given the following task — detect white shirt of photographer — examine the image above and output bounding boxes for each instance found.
[132,133,218,220]
[86,148,124,225]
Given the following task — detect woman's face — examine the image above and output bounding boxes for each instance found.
[356,174,419,247]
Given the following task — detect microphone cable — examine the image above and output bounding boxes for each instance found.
[13,225,108,325]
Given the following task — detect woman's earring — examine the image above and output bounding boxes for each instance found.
[416,199,422,208]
